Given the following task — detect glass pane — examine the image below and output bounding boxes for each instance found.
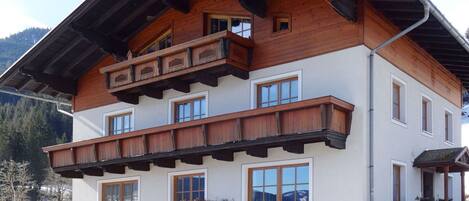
[243,19,251,30]
[261,86,269,104]
[193,175,200,191]
[282,185,295,201]
[176,192,183,201]
[183,176,190,191]
[232,18,242,33]
[296,184,309,201]
[264,186,277,201]
[252,170,264,187]
[219,19,228,31]
[269,84,278,102]
[199,191,205,200]
[282,167,295,185]
[200,99,206,117]
[296,166,309,184]
[243,30,251,38]
[192,192,200,200]
[194,100,201,118]
[265,169,277,186]
[291,80,298,99]
[184,192,190,201]
[281,81,290,101]
[280,21,289,30]
[184,103,191,122]
[200,175,205,190]
[177,177,183,192]
[124,183,137,201]
[124,115,130,129]
[252,187,263,201]
[210,19,219,34]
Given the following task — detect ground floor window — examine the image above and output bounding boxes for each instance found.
[248,163,309,201]
[392,163,406,201]
[102,180,138,201]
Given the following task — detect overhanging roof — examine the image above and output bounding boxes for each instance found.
[0,0,469,101]
[0,0,169,100]
[414,147,469,173]
[372,0,469,89]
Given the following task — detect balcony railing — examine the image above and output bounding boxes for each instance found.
[43,96,354,178]
[100,31,254,104]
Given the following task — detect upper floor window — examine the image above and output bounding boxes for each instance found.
[257,77,298,108]
[445,110,453,143]
[108,112,133,135]
[175,97,207,123]
[139,29,172,56]
[102,180,138,201]
[249,163,309,201]
[391,77,406,124]
[173,173,206,201]
[421,96,432,134]
[207,14,252,38]
[273,15,291,33]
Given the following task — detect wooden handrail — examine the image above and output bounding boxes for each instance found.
[43,96,353,152]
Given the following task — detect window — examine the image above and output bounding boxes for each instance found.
[448,176,453,200]
[249,163,309,201]
[207,14,252,38]
[273,15,290,33]
[445,111,453,143]
[257,77,298,108]
[173,173,205,201]
[392,164,405,201]
[102,180,138,201]
[391,77,406,124]
[421,96,432,133]
[139,29,172,55]
[108,112,133,135]
[174,97,207,123]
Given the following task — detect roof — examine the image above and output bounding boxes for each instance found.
[413,147,469,172]
[0,0,169,101]
[0,0,469,101]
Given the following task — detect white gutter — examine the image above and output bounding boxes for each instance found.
[368,1,430,201]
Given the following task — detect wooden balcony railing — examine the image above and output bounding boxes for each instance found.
[43,96,354,178]
[100,31,254,104]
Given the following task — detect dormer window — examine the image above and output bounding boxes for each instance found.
[207,14,252,38]
[139,29,172,55]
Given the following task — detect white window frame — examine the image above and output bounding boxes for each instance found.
[241,158,313,201]
[97,176,141,201]
[168,91,209,124]
[103,107,135,136]
[167,169,208,201]
[390,75,407,127]
[420,94,433,136]
[444,109,454,145]
[250,70,302,109]
[391,160,407,201]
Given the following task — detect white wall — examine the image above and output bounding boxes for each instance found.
[73,46,369,201]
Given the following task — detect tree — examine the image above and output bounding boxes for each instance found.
[40,169,71,201]
[0,160,35,201]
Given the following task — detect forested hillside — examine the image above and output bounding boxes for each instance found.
[0,28,72,200]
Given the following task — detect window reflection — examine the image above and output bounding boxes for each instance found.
[258,77,299,108]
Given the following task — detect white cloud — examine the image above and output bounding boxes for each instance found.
[0,1,48,38]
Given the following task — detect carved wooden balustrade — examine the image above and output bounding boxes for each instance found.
[43,96,354,178]
[100,31,254,104]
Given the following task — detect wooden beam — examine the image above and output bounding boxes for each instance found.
[102,165,125,174]
[167,79,190,93]
[60,171,83,179]
[163,0,190,13]
[228,67,249,80]
[41,37,82,73]
[112,92,139,104]
[154,159,175,168]
[328,0,357,21]
[139,86,163,99]
[444,166,449,201]
[70,23,128,58]
[282,143,304,154]
[181,156,203,165]
[212,150,234,162]
[461,171,465,201]
[238,0,267,18]
[20,68,77,95]
[80,167,104,176]
[195,72,218,87]
[57,44,98,75]
[127,161,150,171]
[246,147,268,158]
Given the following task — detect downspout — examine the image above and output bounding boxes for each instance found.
[368,1,430,201]
[0,89,73,117]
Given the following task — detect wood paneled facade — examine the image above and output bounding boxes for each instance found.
[44,96,354,177]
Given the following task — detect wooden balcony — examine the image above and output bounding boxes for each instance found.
[100,31,254,104]
[43,96,354,178]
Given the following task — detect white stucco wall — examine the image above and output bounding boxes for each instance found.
[71,45,463,201]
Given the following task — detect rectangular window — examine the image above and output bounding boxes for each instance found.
[257,77,298,108]
[445,111,453,143]
[207,14,252,38]
[391,77,406,124]
[173,173,205,201]
[448,176,453,200]
[393,164,404,201]
[249,163,309,201]
[273,15,290,33]
[139,29,172,55]
[421,97,432,133]
[108,112,133,135]
[174,97,207,123]
[102,180,138,201]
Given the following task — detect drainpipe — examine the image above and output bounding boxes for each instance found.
[0,89,73,117]
[368,1,430,201]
